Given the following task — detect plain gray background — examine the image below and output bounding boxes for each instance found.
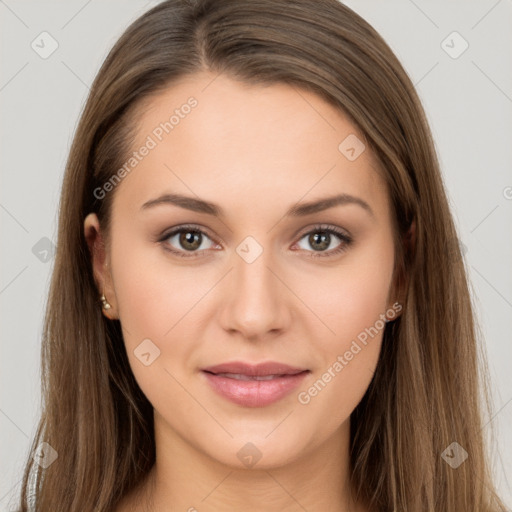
[1,0,511,509]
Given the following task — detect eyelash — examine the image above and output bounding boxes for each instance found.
[157,223,353,260]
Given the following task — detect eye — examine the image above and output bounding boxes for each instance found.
[158,224,218,258]
[158,223,353,259]
[293,224,353,258]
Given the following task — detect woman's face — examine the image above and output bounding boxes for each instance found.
[89,71,399,469]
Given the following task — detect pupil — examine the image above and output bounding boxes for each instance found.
[310,232,329,251]
[181,231,201,250]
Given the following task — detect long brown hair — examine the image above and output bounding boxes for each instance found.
[14,1,508,510]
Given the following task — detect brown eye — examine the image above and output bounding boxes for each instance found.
[160,225,216,257]
[294,225,353,259]
[178,230,203,251]
[308,232,331,251]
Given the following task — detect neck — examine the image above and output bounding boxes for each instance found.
[123,411,366,512]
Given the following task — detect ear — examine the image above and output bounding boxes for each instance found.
[83,213,118,320]
[387,218,416,320]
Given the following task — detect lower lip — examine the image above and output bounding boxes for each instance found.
[202,370,310,407]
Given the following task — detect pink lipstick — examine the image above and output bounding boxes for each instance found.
[201,361,310,407]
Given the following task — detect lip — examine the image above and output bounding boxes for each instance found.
[202,361,308,377]
[201,361,310,408]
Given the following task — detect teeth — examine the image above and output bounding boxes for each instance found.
[215,373,283,381]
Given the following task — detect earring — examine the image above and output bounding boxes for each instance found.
[100,293,112,310]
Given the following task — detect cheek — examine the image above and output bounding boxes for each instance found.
[296,235,394,416]
[109,239,210,388]
[111,237,199,338]
[310,234,395,347]
[297,334,382,435]
[297,280,390,431]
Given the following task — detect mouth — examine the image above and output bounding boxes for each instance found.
[201,361,310,407]
[204,372,304,381]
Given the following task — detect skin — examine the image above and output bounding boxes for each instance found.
[84,71,403,512]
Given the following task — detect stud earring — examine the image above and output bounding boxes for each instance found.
[100,293,111,310]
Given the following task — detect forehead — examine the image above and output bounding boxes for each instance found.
[115,71,388,220]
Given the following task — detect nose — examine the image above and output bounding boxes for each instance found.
[218,241,292,341]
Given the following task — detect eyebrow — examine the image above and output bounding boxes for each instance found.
[140,192,375,219]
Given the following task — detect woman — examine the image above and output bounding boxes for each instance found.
[15,0,508,511]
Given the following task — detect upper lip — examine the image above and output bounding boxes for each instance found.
[202,361,309,377]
